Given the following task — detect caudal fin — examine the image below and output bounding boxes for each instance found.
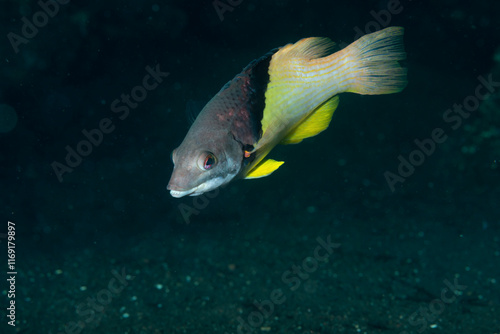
[339,26,407,95]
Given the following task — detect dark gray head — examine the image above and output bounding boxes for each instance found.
[167,128,244,198]
[167,49,276,198]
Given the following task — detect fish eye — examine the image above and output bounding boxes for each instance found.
[198,152,217,171]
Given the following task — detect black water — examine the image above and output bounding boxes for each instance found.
[1,1,499,333]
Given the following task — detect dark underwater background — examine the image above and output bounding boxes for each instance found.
[1,0,499,333]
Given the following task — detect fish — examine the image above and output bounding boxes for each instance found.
[167,27,407,198]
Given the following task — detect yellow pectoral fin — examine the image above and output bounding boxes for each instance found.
[245,159,284,179]
[281,95,339,145]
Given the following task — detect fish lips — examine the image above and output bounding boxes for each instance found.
[170,190,192,198]
[168,188,195,198]
[167,173,222,198]
[166,180,196,198]
[167,173,203,198]
[168,184,210,198]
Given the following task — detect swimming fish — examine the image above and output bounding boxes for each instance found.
[168,27,407,198]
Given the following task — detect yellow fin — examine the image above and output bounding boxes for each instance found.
[281,96,339,145]
[275,37,336,61]
[245,159,284,179]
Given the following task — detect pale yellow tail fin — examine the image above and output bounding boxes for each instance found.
[330,26,407,95]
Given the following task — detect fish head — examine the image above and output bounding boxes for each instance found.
[167,131,243,198]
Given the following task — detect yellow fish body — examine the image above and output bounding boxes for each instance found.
[168,27,407,198]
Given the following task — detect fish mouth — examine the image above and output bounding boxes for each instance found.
[167,184,205,198]
[167,180,195,198]
[168,177,226,198]
[169,189,195,198]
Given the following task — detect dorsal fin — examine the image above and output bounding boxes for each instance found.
[275,37,336,61]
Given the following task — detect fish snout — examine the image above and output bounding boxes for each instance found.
[167,169,196,198]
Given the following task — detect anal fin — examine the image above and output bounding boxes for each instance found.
[245,159,284,179]
[281,96,339,145]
